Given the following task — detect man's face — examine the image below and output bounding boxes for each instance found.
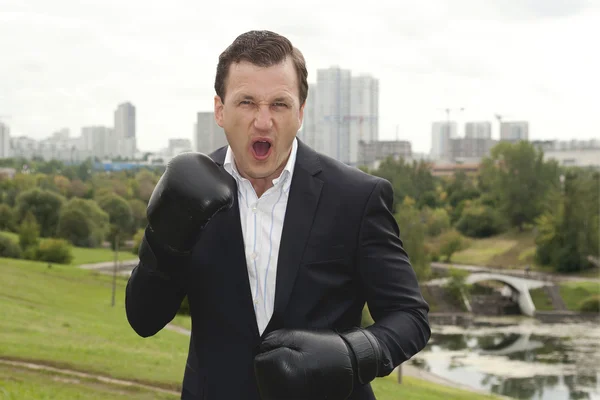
[214,58,304,181]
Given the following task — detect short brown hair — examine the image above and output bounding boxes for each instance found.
[214,30,308,107]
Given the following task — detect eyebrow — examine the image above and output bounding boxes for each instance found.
[235,94,293,103]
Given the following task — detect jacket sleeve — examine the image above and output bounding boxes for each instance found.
[125,228,188,338]
[356,179,431,376]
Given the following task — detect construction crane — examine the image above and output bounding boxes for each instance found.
[438,107,465,137]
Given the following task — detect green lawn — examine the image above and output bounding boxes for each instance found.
[529,288,554,311]
[451,230,537,269]
[0,256,503,399]
[530,281,600,312]
[559,281,600,310]
[70,246,138,266]
[0,363,178,400]
[171,314,192,331]
[0,257,189,390]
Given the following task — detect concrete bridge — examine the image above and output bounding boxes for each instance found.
[425,272,553,317]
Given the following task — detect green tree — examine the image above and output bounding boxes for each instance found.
[56,208,94,247]
[0,204,16,231]
[444,268,471,308]
[439,230,466,262]
[455,202,506,238]
[0,235,22,258]
[536,169,599,273]
[394,197,430,281]
[479,141,560,231]
[133,169,158,202]
[128,199,148,230]
[15,188,66,237]
[61,198,110,247]
[19,211,40,251]
[98,194,134,249]
[445,170,481,208]
[422,207,451,237]
[371,157,436,212]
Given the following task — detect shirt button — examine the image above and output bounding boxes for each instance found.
[250,252,258,260]
[252,207,258,214]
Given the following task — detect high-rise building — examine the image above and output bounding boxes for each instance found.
[297,67,379,165]
[0,122,10,158]
[195,112,227,154]
[81,126,114,159]
[350,75,379,144]
[465,122,492,139]
[500,121,529,142]
[298,83,318,150]
[430,121,457,161]
[316,66,352,163]
[114,102,136,158]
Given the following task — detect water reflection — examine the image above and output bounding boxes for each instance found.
[409,317,600,399]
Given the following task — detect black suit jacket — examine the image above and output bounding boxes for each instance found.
[125,139,430,399]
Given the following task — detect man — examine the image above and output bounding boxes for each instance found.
[125,30,430,400]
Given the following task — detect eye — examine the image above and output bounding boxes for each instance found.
[239,100,252,105]
[273,102,288,108]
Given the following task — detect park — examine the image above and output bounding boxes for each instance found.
[1,140,599,399]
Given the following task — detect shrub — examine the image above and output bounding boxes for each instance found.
[456,204,505,238]
[423,207,451,237]
[35,238,73,264]
[0,204,16,231]
[0,235,22,258]
[579,295,600,313]
[439,230,466,262]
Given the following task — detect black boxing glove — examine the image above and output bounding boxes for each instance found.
[254,328,382,400]
[146,152,236,255]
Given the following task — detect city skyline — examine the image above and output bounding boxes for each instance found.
[1,0,599,153]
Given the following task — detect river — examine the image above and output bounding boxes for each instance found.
[407,316,600,399]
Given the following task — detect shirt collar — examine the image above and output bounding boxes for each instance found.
[224,137,298,190]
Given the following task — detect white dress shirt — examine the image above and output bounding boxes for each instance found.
[223,138,298,335]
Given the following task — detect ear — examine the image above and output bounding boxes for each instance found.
[298,100,305,128]
[214,95,224,128]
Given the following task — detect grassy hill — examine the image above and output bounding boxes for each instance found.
[448,229,538,269]
[0,256,502,399]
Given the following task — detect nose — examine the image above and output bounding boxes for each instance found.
[254,105,273,131]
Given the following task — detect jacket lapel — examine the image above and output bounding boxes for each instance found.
[265,140,323,334]
[209,141,324,338]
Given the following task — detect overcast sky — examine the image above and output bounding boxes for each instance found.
[1,0,599,153]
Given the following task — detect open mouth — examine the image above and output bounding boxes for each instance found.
[251,139,272,160]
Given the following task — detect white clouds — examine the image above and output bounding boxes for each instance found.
[0,0,598,152]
